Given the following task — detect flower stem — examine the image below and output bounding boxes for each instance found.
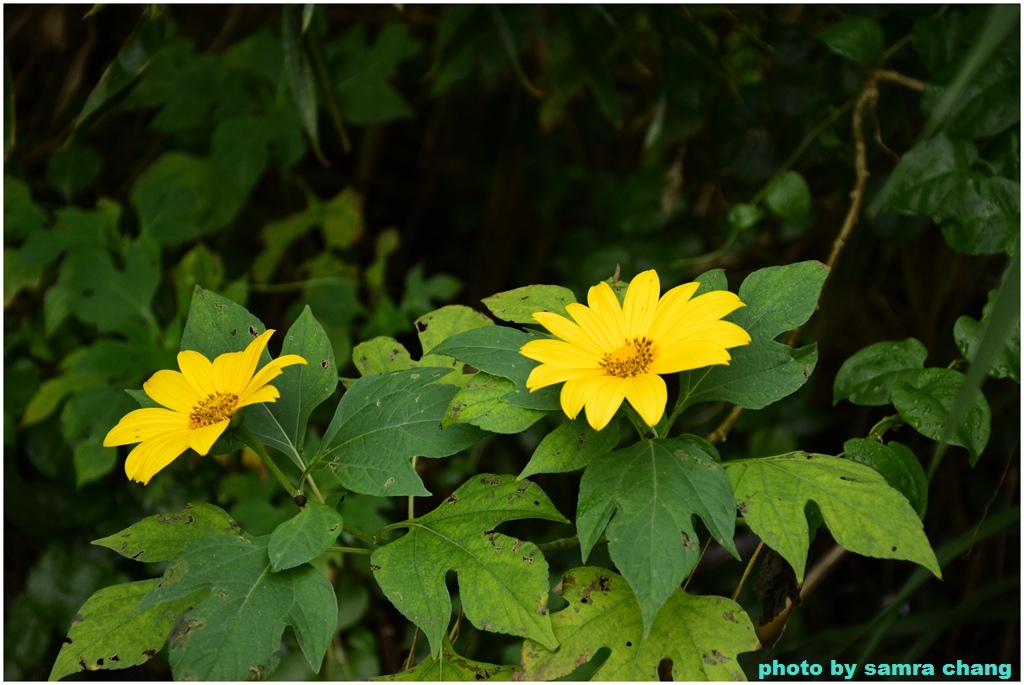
[237,425,299,497]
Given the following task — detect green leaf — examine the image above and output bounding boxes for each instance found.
[481,285,577,324]
[282,5,324,163]
[371,474,566,657]
[879,133,978,215]
[891,368,991,465]
[818,17,884,63]
[430,325,538,387]
[726,203,765,232]
[937,175,1019,255]
[139,534,336,680]
[443,373,545,433]
[844,439,928,518]
[49,579,197,681]
[377,637,517,681]
[519,567,758,681]
[92,503,240,563]
[72,441,117,488]
[268,502,343,571]
[245,306,338,467]
[576,436,738,635]
[23,372,104,426]
[561,10,622,127]
[415,305,494,356]
[677,262,828,412]
[518,417,621,479]
[316,368,485,496]
[764,171,812,223]
[954,281,1021,383]
[833,338,928,405]
[332,23,421,125]
[4,177,47,241]
[352,337,418,375]
[726,453,941,583]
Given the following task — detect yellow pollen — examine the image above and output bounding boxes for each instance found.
[601,337,656,378]
[188,392,239,429]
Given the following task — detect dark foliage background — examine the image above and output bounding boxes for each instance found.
[4,4,1019,680]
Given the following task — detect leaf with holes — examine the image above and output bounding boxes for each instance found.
[315,368,486,496]
[576,435,738,635]
[138,533,335,680]
[481,284,577,324]
[49,579,199,681]
[371,474,567,657]
[518,416,621,479]
[443,373,546,434]
[676,262,827,413]
[352,337,418,376]
[268,502,344,571]
[517,566,757,681]
[726,453,941,583]
[92,503,240,563]
[376,637,517,681]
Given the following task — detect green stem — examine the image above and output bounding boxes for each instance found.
[867,415,904,441]
[537,534,606,553]
[344,523,377,546]
[237,425,298,497]
[326,546,372,556]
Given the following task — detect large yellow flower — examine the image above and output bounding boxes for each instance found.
[520,270,751,431]
[104,330,307,484]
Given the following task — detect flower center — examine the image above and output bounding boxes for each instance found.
[601,337,656,378]
[188,392,239,429]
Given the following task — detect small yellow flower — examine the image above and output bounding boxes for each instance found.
[104,330,307,484]
[519,270,751,431]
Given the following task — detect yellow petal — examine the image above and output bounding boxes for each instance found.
[239,354,307,402]
[559,379,589,420]
[520,339,602,370]
[143,370,201,414]
[622,270,660,339]
[526,364,602,391]
[532,311,603,356]
[213,329,274,394]
[649,340,734,375]
[622,373,667,427]
[236,385,280,409]
[581,376,626,431]
[585,281,626,346]
[653,320,752,366]
[646,282,700,343]
[104,408,189,446]
[178,350,217,398]
[187,420,229,456]
[124,430,193,485]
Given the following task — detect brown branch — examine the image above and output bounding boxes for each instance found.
[755,544,848,645]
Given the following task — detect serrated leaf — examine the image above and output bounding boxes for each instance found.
[353,337,418,375]
[937,175,1019,255]
[879,133,978,215]
[844,439,928,517]
[833,338,928,405]
[576,436,738,635]
[377,637,517,681]
[727,453,941,583]
[138,534,335,680]
[49,579,197,681]
[518,417,620,479]
[891,368,991,465]
[430,325,537,387]
[818,17,884,63]
[481,285,577,324]
[92,503,240,563]
[371,474,567,657]
[518,567,758,681]
[444,373,545,433]
[245,306,337,465]
[316,368,485,496]
[268,502,344,571]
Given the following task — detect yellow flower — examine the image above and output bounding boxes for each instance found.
[104,330,307,484]
[519,270,751,431]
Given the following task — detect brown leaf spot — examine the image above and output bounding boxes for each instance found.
[712,650,730,663]
[702,653,716,665]
[723,610,738,623]
[63,636,73,644]
[248,326,258,337]
[320,358,330,370]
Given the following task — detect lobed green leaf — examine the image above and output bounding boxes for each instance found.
[92,503,240,563]
[376,637,517,681]
[519,416,621,479]
[268,502,344,572]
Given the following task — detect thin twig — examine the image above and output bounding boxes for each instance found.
[403,629,419,671]
[683,536,713,592]
[731,540,764,602]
